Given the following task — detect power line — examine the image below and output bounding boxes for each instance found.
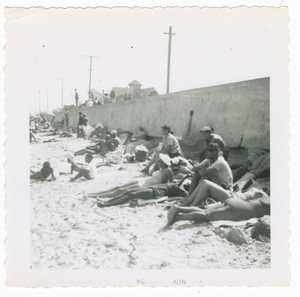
[164,26,176,94]
[83,55,100,101]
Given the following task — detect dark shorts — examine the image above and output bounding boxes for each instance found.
[168,152,181,158]
[149,183,187,198]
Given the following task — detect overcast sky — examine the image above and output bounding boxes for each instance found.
[5,7,288,113]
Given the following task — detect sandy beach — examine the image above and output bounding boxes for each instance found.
[30,134,270,270]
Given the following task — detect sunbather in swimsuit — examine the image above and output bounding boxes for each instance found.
[165,196,270,227]
[87,154,174,200]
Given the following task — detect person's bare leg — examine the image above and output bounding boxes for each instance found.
[71,170,91,181]
[190,180,231,206]
[30,171,41,179]
[149,153,160,175]
[188,172,201,196]
[88,181,139,197]
[74,149,87,156]
[169,206,233,225]
[181,182,203,206]
[165,205,202,227]
[97,186,141,202]
[143,151,157,172]
[97,189,154,207]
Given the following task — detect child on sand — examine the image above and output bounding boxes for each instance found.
[69,153,97,182]
[30,162,56,181]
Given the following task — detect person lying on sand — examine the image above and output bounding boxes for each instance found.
[181,179,265,207]
[30,161,56,181]
[75,130,120,157]
[69,153,97,182]
[185,143,233,201]
[96,182,187,208]
[88,123,107,140]
[142,125,181,176]
[88,154,174,198]
[165,196,270,227]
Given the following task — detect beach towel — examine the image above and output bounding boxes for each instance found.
[84,125,95,137]
[105,145,125,164]
[130,196,168,207]
[210,218,259,228]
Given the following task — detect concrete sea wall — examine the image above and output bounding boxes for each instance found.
[55,77,270,149]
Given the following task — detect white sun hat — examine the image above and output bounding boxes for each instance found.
[66,153,75,162]
[159,153,171,166]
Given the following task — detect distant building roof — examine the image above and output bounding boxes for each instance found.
[140,88,158,97]
[111,87,129,97]
[89,88,101,95]
[128,80,142,86]
[111,81,159,100]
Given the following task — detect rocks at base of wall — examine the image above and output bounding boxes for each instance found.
[224,228,248,245]
[251,216,270,242]
[233,166,249,183]
[249,153,270,178]
[247,149,267,165]
[132,126,148,139]
[233,172,256,192]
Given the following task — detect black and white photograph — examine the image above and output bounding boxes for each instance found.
[5,4,290,288]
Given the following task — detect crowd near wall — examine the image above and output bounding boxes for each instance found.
[55,77,270,149]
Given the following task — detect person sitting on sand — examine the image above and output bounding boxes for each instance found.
[88,154,174,199]
[88,123,106,140]
[186,143,233,201]
[165,196,270,227]
[96,181,187,208]
[69,153,97,182]
[142,125,181,176]
[199,126,229,161]
[75,130,120,157]
[30,161,56,181]
[181,179,265,207]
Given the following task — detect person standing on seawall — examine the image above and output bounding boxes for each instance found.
[75,89,79,107]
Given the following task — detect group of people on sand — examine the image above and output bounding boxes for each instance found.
[86,124,270,226]
[31,119,270,226]
[30,152,97,183]
[30,114,52,142]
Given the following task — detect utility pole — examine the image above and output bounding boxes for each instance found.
[83,55,99,101]
[164,26,176,94]
[47,89,49,112]
[57,79,66,109]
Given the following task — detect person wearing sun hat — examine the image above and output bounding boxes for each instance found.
[142,125,181,175]
[199,126,229,162]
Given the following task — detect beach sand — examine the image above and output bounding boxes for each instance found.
[30,134,270,269]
